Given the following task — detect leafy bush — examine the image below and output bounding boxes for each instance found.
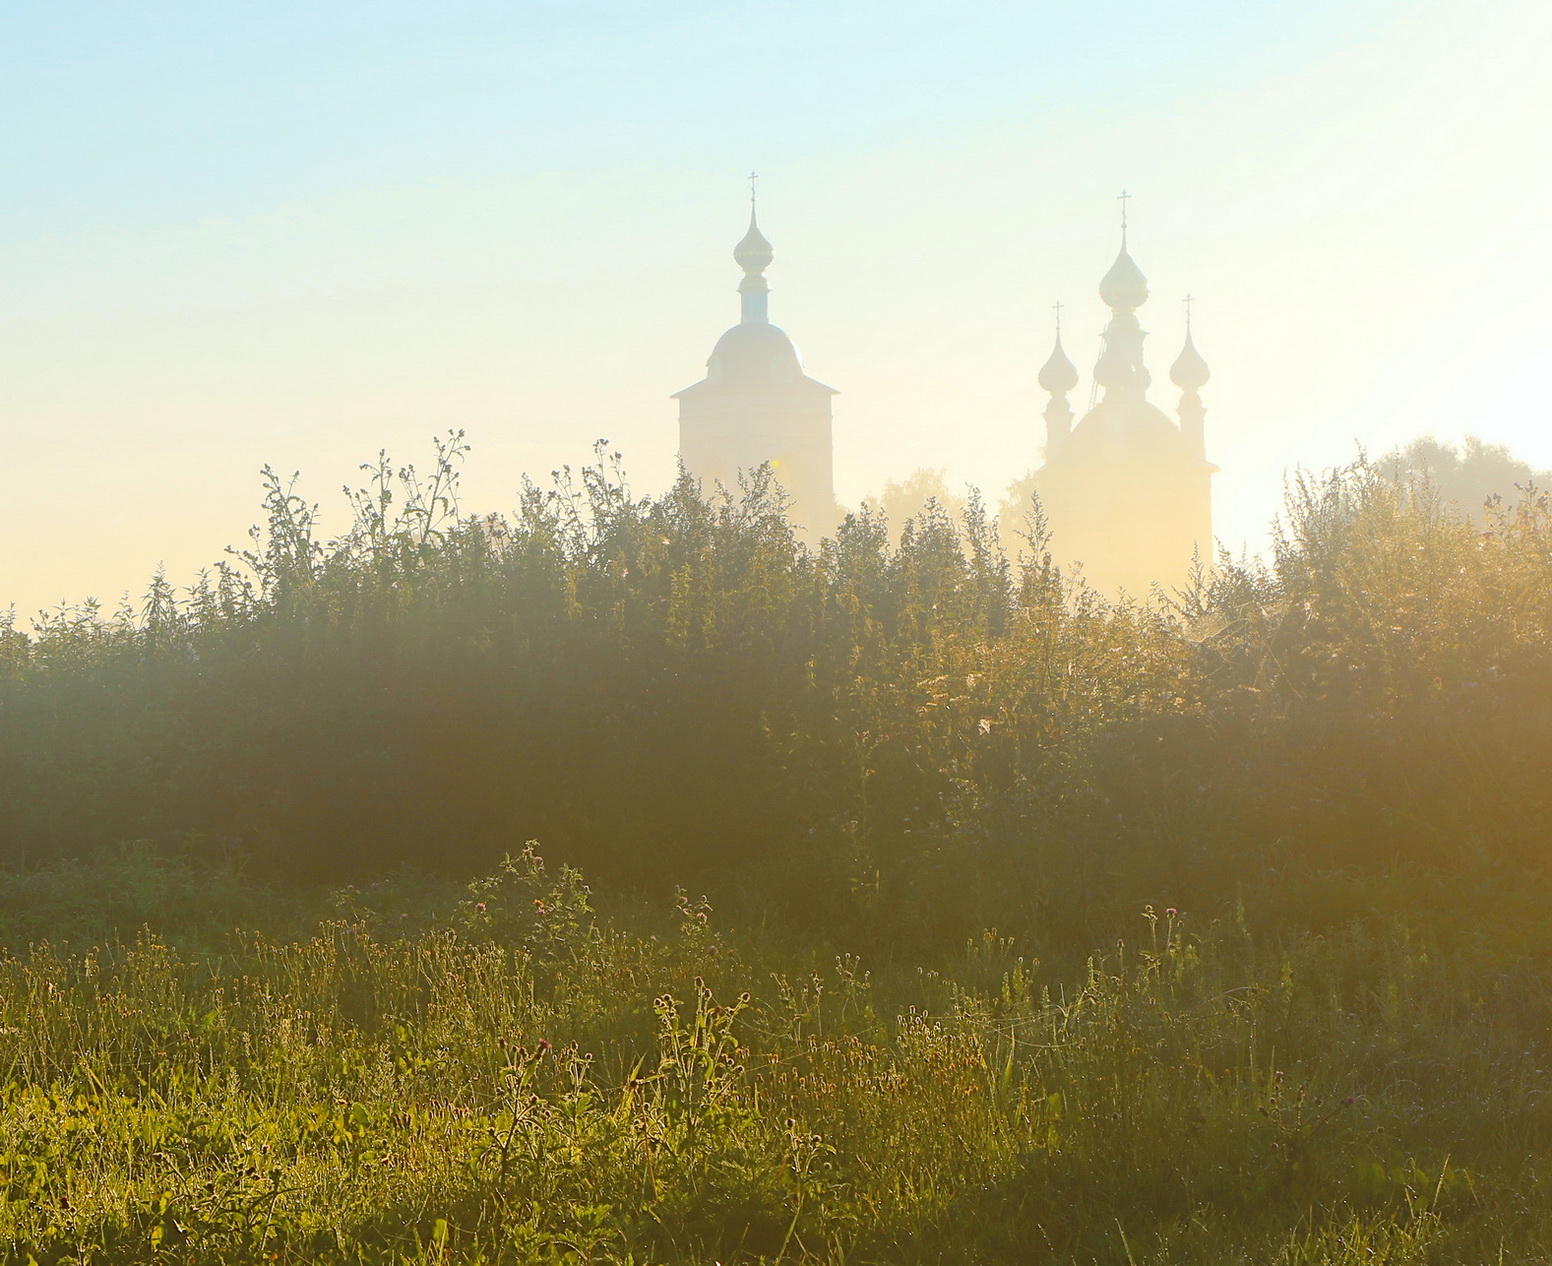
[5,441,1550,952]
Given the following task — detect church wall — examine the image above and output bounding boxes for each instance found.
[678,392,836,540]
[1035,454,1213,596]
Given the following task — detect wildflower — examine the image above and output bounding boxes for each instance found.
[537,1039,552,1054]
[1166,907,1177,917]
[1342,1095,1355,1107]
[475,902,486,913]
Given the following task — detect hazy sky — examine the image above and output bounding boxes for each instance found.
[3,0,1550,620]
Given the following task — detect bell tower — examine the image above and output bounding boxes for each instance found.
[673,183,838,540]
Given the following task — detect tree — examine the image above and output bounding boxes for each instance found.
[1379,435,1547,522]
[859,469,967,541]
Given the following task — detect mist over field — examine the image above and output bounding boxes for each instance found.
[3,0,1550,618]
[4,2,1552,1262]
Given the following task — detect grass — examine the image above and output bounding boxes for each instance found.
[0,849,1547,1264]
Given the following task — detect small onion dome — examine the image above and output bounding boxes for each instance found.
[1038,334,1079,394]
[734,211,773,273]
[1099,244,1149,310]
[1170,329,1210,391]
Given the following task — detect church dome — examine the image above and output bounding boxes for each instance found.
[707,320,803,384]
[733,212,774,273]
[1099,245,1149,310]
[1170,330,1210,391]
[1038,334,1079,394]
[1067,396,1186,457]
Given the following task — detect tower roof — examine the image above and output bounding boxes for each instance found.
[1099,243,1149,311]
[1170,328,1210,392]
[1038,333,1079,394]
[734,209,774,274]
[706,321,818,387]
[673,195,836,399]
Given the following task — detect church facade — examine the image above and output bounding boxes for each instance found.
[673,205,838,540]
[1031,227,1216,596]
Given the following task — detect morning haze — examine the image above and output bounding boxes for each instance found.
[2,0,1550,614]
[2,4,1552,1261]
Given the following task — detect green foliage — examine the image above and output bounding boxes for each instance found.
[2,440,1552,1258]
[3,442,1552,955]
[0,844,284,952]
[858,467,968,544]
[0,865,1545,1263]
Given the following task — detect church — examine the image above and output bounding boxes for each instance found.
[1031,210,1217,596]
[673,197,839,540]
[674,194,1215,593]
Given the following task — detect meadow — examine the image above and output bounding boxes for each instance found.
[1,441,1550,1263]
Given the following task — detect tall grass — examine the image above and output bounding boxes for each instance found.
[0,849,1547,1264]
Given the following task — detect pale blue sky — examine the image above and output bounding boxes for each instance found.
[2,0,1395,233]
[3,0,1550,616]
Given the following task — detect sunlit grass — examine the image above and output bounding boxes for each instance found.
[0,851,1547,1263]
